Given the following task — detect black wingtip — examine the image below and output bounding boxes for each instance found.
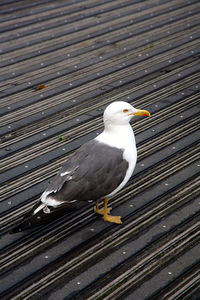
[9,219,33,234]
[9,202,79,234]
[9,226,22,234]
[9,201,42,234]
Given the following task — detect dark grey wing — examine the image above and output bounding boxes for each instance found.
[10,140,128,233]
[46,139,129,203]
[45,139,100,194]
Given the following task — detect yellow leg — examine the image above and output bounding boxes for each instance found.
[94,200,111,215]
[103,198,122,224]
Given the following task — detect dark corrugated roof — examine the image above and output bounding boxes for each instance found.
[0,0,200,299]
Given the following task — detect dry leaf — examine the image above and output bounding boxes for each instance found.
[36,84,47,90]
[143,44,154,51]
[82,41,92,47]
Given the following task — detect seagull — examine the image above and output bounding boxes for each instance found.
[11,101,150,233]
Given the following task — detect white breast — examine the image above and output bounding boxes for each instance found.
[95,123,137,197]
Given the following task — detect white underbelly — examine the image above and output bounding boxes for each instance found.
[107,147,137,197]
[95,124,137,198]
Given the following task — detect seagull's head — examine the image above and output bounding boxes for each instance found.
[103,101,150,126]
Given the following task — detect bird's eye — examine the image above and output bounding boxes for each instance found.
[123,109,129,113]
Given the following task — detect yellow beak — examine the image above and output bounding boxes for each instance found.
[129,109,151,117]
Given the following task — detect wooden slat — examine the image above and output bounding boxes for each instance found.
[0,0,200,299]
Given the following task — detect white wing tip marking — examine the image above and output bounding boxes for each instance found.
[60,171,70,176]
[33,203,45,215]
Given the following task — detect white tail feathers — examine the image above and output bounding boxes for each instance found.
[33,203,46,215]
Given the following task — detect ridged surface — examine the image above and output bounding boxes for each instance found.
[0,0,200,299]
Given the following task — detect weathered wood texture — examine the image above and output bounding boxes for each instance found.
[0,0,200,299]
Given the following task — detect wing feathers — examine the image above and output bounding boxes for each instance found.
[42,140,128,205]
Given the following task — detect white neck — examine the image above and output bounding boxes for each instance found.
[95,121,137,197]
[95,122,135,150]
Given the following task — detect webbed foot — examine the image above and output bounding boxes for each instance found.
[94,206,111,215]
[94,198,122,224]
[103,214,122,224]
